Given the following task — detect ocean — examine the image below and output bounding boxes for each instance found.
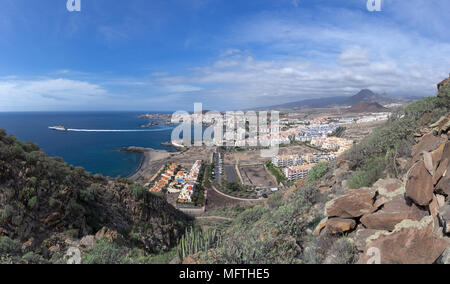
[0,112,176,177]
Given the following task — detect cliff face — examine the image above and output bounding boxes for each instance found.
[0,130,190,263]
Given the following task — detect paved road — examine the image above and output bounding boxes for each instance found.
[213,152,222,184]
[224,165,239,183]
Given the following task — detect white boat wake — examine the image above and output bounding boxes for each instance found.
[66,127,174,133]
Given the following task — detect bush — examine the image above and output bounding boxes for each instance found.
[267,191,284,209]
[82,241,127,264]
[438,80,450,106]
[266,162,287,184]
[130,183,146,201]
[27,196,38,209]
[307,162,329,181]
[0,237,21,254]
[1,205,14,220]
[79,184,98,203]
[327,238,357,264]
[234,205,268,228]
[348,156,385,189]
[22,252,47,264]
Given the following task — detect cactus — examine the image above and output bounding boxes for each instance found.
[177,227,221,261]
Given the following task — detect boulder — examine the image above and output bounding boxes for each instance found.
[422,151,434,176]
[80,235,96,249]
[406,161,434,206]
[433,158,448,185]
[437,247,450,264]
[431,142,446,170]
[95,227,124,244]
[326,218,356,234]
[21,239,34,253]
[354,229,381,252]
[313,218,328,236]
[44,212,61,226]
[360,195,428,231]
[182,254,200,264]
[373,178,404,199]
[48,245,60,255]
[435,166,449,197]
[359,216,450,264]
[325,188,376,218]
[411,132,447,158]
[439,205,450,235]
[437,194,446,208]
[429,195,441,217]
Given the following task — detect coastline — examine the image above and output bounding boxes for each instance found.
[121,147,173,180]
[125,151,146,179]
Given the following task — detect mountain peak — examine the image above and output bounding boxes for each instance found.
[346,89,393,105]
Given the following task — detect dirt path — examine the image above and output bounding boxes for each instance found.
[195,216,233,221]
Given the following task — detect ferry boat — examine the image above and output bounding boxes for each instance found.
[49,126,68,131]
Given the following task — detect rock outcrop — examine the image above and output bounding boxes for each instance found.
[325,188,376,218]
[358,217,449,264]
[360,195,428,231]
[315,115,450,264]
[406,161,434,206]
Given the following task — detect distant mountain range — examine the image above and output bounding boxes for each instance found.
[253,89,423,110]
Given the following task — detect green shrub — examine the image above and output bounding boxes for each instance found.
[22,252,46,264]
[307,162,329,181]
[82,241,127,264]
[130,183,146,201]
[1,205,14,220]
[0,237,21,254]
[438,80,450,106]
[327,238,357,264]
[267,191,284,209]
[348,156,385,189]
[234,205,268,227]
[27,196,38,209]
[79,184,98,203]
[266,162,287,184]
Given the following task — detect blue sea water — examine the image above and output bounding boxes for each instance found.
[0,112,176,177]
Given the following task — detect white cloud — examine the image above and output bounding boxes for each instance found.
[338,46,370,66]
[151,50,447,109]
[0,78,108,110]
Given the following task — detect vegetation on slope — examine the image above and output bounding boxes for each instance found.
[0,130,190,263]
[345,85,449,188]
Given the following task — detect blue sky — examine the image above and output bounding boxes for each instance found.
[0,0,449,111]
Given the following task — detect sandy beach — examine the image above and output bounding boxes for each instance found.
[126,145,216,184]
[123,147,173,180]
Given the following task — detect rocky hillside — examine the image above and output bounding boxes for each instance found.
[317,114,450,264]
[193,80,450,264]
[0,131,190,263]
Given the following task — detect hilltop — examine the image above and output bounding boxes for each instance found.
[0,131,190,264]
[346,101,389,113]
